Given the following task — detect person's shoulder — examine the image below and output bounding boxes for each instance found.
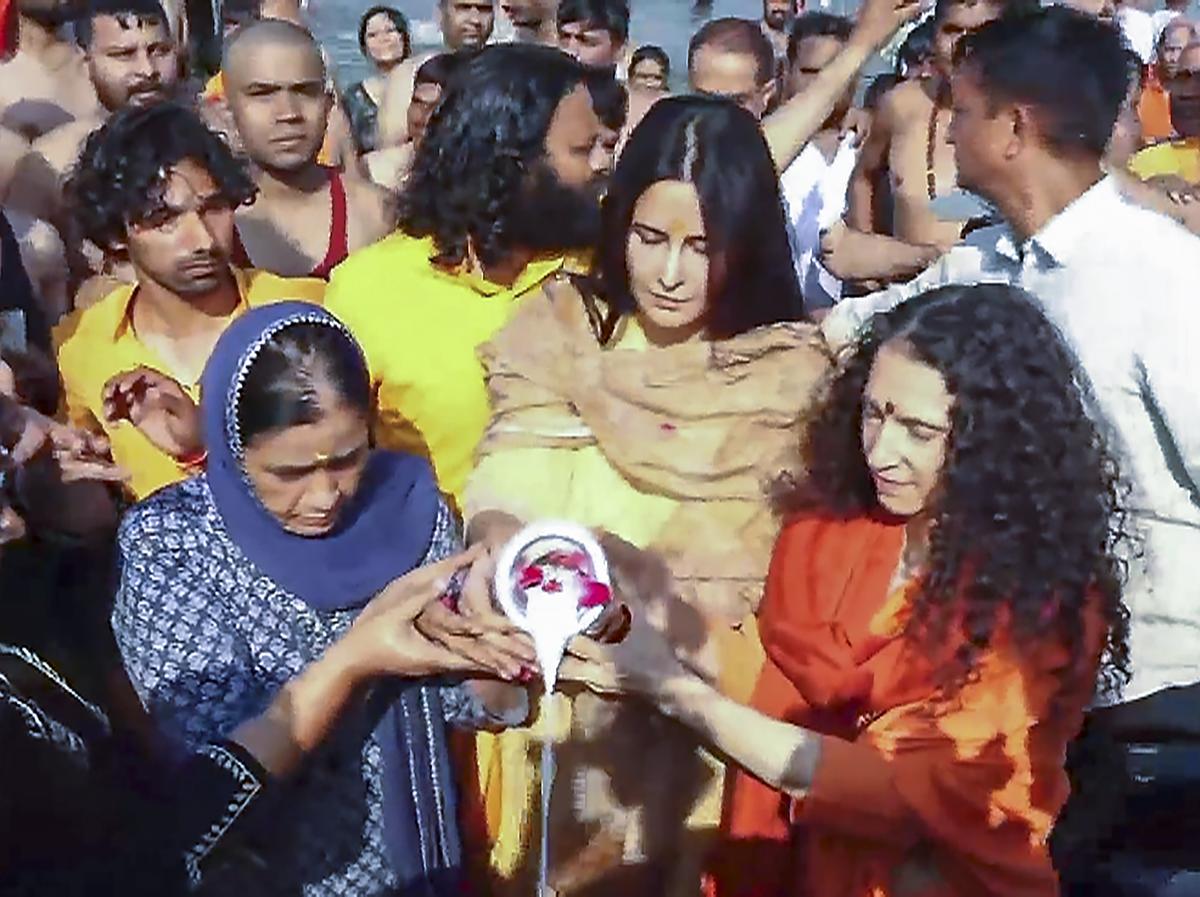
[328,230,432,291]
[778,509,894,553]
[52,278,132,357]
[31,117,100,173]
[241,268,326,306]
[883,78,931,116]
[118,478,211,553]
[518,274,602,338]
[343,173,395,225]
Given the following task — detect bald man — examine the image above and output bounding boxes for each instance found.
[224,19,393,279]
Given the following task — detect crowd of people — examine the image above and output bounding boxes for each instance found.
[1,0,1198,894]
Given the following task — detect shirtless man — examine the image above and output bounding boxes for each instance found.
[847,0,1035,246]
[224,19,393,279]
[0,0,98,143]
[377,0,494,145]
[6,0,178,224]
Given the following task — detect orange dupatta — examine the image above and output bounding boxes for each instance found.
[708,513,1103,897]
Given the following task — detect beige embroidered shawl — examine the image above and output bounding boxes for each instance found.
[474,277,832,624]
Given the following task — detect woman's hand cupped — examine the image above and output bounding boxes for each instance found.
[346,547,520,680]
[414,546,537,681]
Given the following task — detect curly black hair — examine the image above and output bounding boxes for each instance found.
[779,284,1131,700]
[64,101,257,251]
[396,44,588,269]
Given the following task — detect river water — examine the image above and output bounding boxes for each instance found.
[309,0,856,88]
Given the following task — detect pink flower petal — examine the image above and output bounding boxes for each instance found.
[580,581,612,608]
[518,565,544,590]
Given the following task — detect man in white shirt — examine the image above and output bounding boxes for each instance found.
[824,7,1200,715]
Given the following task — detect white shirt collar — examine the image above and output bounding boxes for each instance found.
[992,175,1121,267]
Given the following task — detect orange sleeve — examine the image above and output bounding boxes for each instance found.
[797,668,1073,897]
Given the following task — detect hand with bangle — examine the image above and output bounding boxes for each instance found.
[102,366,205,469]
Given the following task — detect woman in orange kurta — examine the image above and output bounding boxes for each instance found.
[562,283,1132,897]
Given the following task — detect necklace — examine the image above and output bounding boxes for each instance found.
[925,82,951,201]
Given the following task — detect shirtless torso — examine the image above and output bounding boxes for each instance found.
[848,77,963,247]
[233,167,394,278]
[0,43,99,142]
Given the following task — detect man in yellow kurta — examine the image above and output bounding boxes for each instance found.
[324,44,608,506]
[1130,42,1200,185]
[55,102,324,499]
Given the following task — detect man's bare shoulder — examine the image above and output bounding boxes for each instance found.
[0,126,32,197]
[345,173,397,242]
[883,79,935,119]
[31,117,103,176]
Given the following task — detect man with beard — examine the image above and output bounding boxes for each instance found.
[1130,40,1200,184]
[0,0,98,145]
[6,0,179,225]
[54,101,324,499]
[501,0,556,44]
[222,20,392,279]
[762,0,797,63]
[325,44,604,505]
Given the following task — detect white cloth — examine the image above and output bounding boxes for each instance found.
[1119,6,1157,63]
[1153,8,1183,41]
[823,176,1200,704]
[780,134,859,309]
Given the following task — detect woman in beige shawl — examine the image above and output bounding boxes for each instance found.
[457,97,831,896]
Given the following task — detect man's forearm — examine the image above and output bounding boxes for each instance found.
[764,39,873,171]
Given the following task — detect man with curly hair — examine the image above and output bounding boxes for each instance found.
[53,102,325,498]
[325,44,606,505]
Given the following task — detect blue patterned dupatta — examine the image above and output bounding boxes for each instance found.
[199,301,464,892]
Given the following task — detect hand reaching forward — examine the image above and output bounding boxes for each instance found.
[0,394,127,484]
[558,596,691,701]
[415,546,537,681]
[102,366,202,461]
[350,546,535,681]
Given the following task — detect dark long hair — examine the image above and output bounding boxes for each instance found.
[778,284,1131,698]
[397,44,588,269]
[597,96,806,340]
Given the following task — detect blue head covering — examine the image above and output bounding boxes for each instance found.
[200,301,440,611]
[200,301,463,889]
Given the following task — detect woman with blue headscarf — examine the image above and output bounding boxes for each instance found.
[112,301,531,895]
